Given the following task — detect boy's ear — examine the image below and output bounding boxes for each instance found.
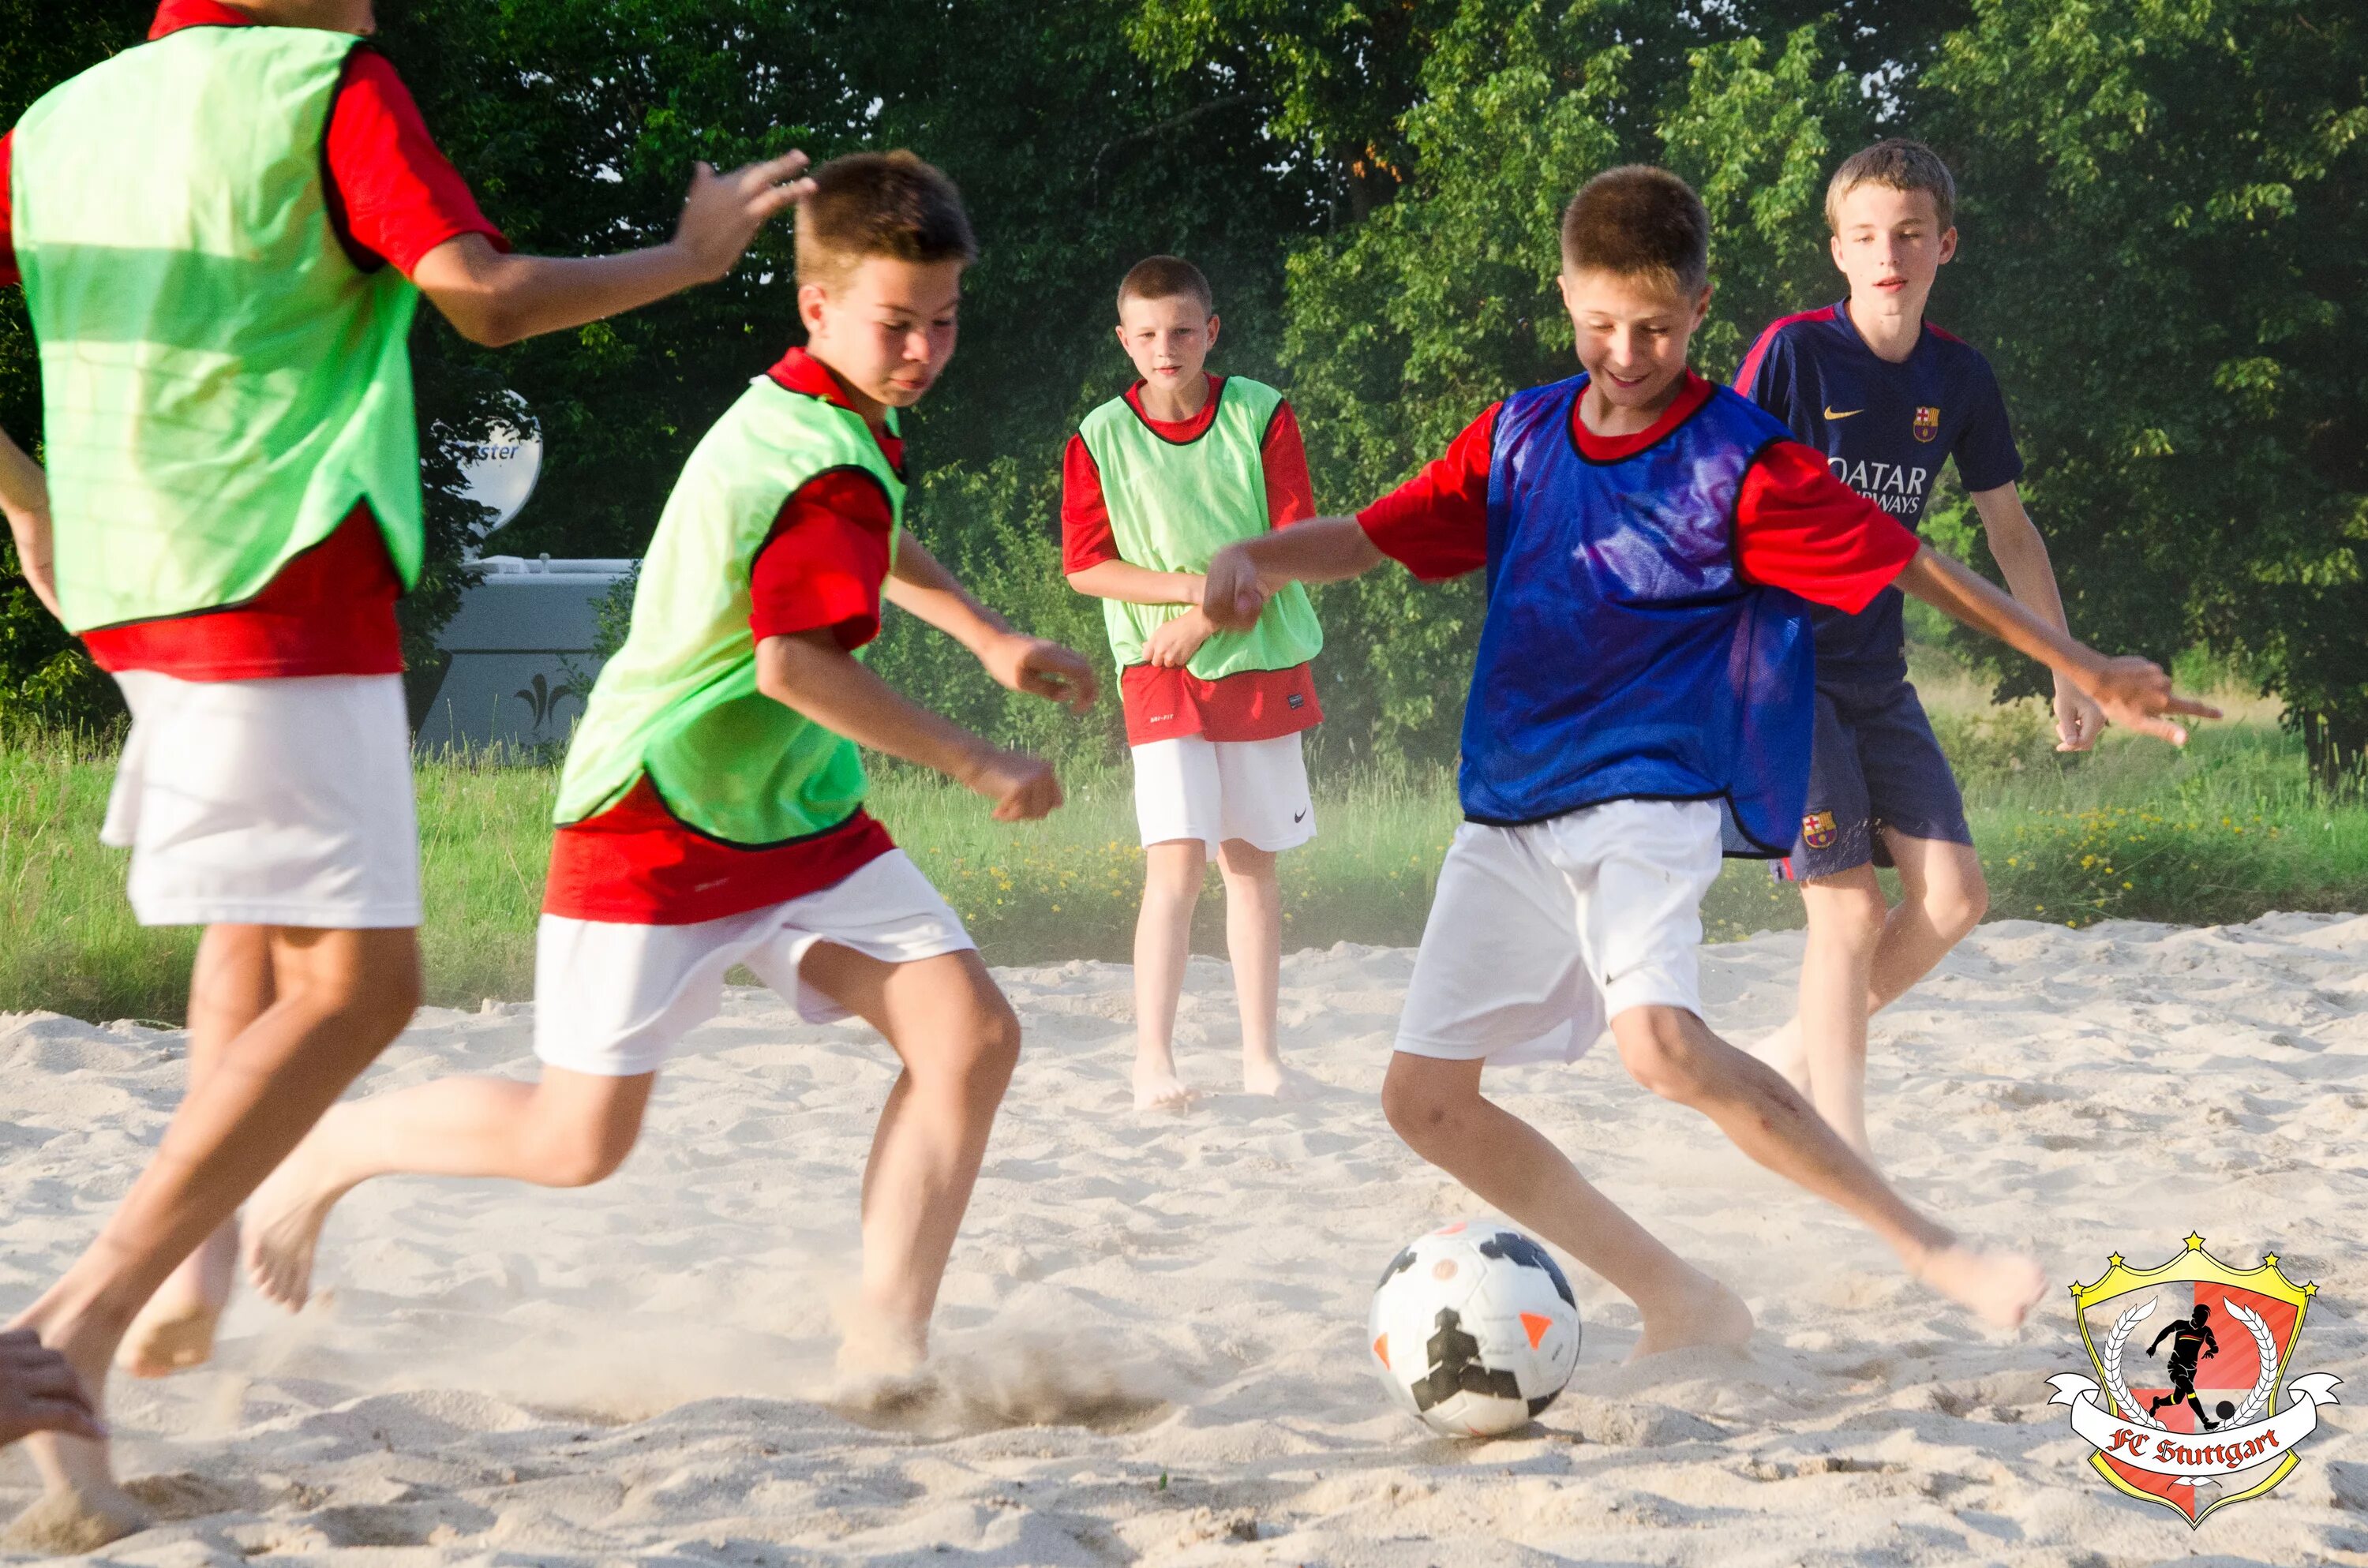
[1113,321,1130,351]
[1691,283,1713,331]
[1938,226,1960,266]
[1205,312,1221,352]
[1828,231,1847,273]
[797,282,831,337]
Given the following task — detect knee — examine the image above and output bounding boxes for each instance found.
[1381,1070,1462,1154]
[1928,873,1988,940]
[529,1118,638,1188]
[1613,1008,1713,1106]
[952,998,1023,1097]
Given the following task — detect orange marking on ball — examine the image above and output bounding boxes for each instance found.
[1520,1312,1553,1349]
[1373,1333,1388,1368]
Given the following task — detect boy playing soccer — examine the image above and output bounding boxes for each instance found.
[1062,256,1324,1108]
[1202,167,2213,1347]
[240,152,1097,1383]
[2,0,811,1539]
[1735,139,2093,1160]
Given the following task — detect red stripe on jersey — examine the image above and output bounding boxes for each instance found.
[1735,305,1840,393]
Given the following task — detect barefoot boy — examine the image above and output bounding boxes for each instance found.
[1203,167,2214,1347]
[1735,139,2096,1159]
[243,152,1097,1380]
[2,0,809,1536]
[1061,256,1324,1108]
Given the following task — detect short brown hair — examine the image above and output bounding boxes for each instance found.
[1559,166,1710,296]
[1116,254,1213,318]
[795,150,976,292]
[1825,138,1956,232]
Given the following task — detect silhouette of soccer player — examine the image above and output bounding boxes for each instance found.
[2147,1303,2222,1428]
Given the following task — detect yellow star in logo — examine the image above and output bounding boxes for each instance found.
[2185,1233,2206,1251]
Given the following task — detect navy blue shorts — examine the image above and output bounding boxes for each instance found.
[1777,677,1971,881]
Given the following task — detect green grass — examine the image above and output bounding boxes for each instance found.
[6,679,2366,1023]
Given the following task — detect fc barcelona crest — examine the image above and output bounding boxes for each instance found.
[1801,810,1838,850]
[2048,1236,2340,1527]
[1911,405,1941,442]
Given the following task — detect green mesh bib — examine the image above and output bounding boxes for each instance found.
[556,377,903,844]
[10,24,424,632]
[1076,376,1322,678]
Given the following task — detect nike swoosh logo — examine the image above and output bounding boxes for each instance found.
[1293,810,1307,824]
[1823,406,1864,420]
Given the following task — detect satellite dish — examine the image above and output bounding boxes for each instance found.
[457,395,543,539]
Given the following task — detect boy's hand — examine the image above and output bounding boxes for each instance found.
[980,633,1099,714]
[0,1330,105,1446]
[2053,678,2108,754]
[2073,655,2220,746]
[1145,608,1215,668]
[671,152,817,283]
[957,745,1066,821]
[1201,542,1269,631]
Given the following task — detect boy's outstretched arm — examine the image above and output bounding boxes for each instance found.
[755,631,1062,822]
[413,153,815,347]
[1970,481,2105,752]
[1201,515,1384,630]
[886,530,1099,713]
[0,422,59,620]
[1896,545,2218,743]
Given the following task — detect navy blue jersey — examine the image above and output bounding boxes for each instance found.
[1736,301,2023,679]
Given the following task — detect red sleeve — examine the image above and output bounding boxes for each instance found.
[0,130,17,288]
[1733,440,1922,612]
[749,470,895,649]
[325,51,508,277]
[1059,432,1120,573]
[1354,402,1498,582]
[1261,400,1317,528]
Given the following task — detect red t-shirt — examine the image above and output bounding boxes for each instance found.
[1061,376,1324,746]
[3,0,509,679]
[542,346,901,925]
[1358,371,1923,610]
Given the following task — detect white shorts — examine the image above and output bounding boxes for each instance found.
[1130,732,1314,857]
[102,671,421,929]
[1395,799,1724,1066]
[533,849,976,1077]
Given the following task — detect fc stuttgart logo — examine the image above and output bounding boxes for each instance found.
[2048,1236,2340,1526]
[1801,810,1838,850]
[1912,405,1941,442]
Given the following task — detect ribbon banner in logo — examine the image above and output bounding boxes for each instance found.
[2047,1372,2342,1484]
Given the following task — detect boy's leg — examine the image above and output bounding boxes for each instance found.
[1215,839,1286,1095]
[796,944,1020,1368]
[1868,833,1987,1009]
[1132,840,1205,1110]
[1381,1052,1751,1358]
[116,926,275,1378]
[1791,867,1887,1154]
[1609,1002,2043,1328]
[242,1068,654,1308]
[8,925,418,1541]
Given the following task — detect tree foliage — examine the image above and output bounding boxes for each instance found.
[1,0,2360,789]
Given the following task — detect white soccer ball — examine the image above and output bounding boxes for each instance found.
[1367,1221,1582,1437]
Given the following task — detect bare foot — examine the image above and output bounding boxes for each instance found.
[1629,1269,1755,1360]
[241,1123,350,1310]
[1241,1055,1311,1100]
[6,1304,148,1552]
[116,1220,235,1379]
[1747,1017,1812,1097]
[4,1483,148,1555]
[1132,1053,1193,1112]
[1913,1244,2048,1330]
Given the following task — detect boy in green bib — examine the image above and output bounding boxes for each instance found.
[239,152,1099,1387]
[1,0,812,1540]
[1062,256,1324,1110]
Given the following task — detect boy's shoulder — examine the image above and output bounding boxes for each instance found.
[1914,320,2003,382]
[1744,303,1852,363]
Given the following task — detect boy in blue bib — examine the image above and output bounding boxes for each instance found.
[1735,140,2094,1163]
[1203,167,2213,1352]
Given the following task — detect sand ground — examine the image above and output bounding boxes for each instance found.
[2,914,2366,1566]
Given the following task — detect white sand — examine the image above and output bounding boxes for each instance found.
[4,914,2366,1565]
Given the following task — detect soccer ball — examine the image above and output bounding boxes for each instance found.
[1367,1221,1582,1437]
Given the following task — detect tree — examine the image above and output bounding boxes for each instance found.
[1924,0,2368,782]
